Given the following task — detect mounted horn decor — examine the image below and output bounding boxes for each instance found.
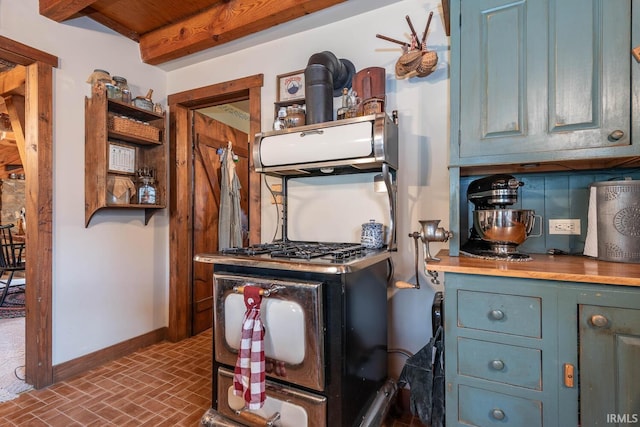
[377,11,437,79]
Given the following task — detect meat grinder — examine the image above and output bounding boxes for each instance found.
[396,219,452,289]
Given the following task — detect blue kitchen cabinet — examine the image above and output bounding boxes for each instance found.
[450,0,637,167]
[448,0,639,255]
[445,272,640,427]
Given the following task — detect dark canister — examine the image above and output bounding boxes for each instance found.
[304,64,333,125]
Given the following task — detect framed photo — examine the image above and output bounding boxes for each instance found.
[277,70,305,102]
[108,142,136,173]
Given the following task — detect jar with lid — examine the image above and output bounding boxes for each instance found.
[105,82,121,100]
[137,176,157,204]
[273,107,287,130]
[112,76,131,103]
[286,104,306,128]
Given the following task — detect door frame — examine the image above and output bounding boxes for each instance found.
[167,74,263,341]
[0,36,57,388]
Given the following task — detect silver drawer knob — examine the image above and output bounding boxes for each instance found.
[491,409,506,420]
[490,359,505,370]
[590,314,609,328]
[489,309,504,320]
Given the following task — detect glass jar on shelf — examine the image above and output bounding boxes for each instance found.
[136,167,157,204]
[112,76,131,104]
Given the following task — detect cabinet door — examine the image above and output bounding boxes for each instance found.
[454,0,632,164]
[579,305,640,427]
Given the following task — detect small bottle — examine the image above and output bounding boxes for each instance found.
[337,88,349,120]
[273,107,287,130]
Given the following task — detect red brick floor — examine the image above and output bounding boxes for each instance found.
[0,328,422,426]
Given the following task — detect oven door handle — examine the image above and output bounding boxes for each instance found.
[233,284,284,297]
[234,409,281,426]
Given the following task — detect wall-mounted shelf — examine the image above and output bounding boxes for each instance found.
[85,82,166,227]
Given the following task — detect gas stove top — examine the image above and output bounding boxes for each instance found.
[195,241,390,274]
[222,241,368,260]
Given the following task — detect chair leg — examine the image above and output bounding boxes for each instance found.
[0,271,14,306]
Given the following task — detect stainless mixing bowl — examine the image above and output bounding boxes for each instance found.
[473,209,536,245]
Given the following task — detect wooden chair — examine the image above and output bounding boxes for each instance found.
[0,224,25,306]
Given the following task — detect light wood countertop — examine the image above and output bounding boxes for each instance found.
[428,250,640,287]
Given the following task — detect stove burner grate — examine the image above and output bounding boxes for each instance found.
[223,241,369,260]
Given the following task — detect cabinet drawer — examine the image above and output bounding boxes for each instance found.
[458,338,541,390]
[458,385,542,427]
[458,290,541,338]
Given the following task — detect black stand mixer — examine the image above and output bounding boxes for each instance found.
[461,174,539,260]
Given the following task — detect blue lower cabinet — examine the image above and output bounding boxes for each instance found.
[444,272,640,427]
[458,385,542,427]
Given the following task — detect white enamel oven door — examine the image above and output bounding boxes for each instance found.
[213,273,325,391]
[217,367,327,427]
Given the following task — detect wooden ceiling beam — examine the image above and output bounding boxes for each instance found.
[0,66,26,97]
[3,95,26,168]
[39,0,97,22]
[139,0,346,65]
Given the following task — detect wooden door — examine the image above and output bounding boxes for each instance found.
[192,111,250,334]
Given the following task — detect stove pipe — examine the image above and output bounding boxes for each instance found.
[304,51,355,124]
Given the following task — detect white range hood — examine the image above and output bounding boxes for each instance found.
[253,113,398,176]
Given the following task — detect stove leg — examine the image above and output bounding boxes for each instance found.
[200,408,247,427]
[358,379,398,427]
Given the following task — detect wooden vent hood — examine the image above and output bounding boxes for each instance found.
[39,0,347,65]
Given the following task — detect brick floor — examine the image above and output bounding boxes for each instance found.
[0,328,422,426]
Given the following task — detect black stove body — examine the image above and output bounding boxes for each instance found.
[196,244,392,427]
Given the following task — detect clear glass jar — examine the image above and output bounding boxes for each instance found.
[137,177,157,204]
[273,107,287,130]
[112,76,131,103]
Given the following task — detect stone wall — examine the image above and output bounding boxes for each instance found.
[1,178,25,227]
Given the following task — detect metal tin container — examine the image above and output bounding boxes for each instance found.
[593,180,640,263]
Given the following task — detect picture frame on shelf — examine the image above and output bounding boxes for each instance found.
[108,142,136,174]
[277,70,305,102]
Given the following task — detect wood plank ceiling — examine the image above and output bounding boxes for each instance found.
[39,0,347,65]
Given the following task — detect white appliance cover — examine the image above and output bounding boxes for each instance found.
[259,121,373,166]
[224,293,305,365]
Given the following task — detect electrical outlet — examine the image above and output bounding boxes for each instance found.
[549,219,581,235]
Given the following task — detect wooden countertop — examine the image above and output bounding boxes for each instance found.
[429,250,640,287]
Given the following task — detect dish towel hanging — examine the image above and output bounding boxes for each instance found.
[233,286,266,409]
[219,141,243,250]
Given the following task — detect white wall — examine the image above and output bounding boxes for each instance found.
[1,0,168,364]
[167,0,452,377]
[1,0,451,377]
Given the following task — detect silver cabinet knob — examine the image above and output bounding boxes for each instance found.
[491,409,506,420]
[608,130,625,141]
[489,309,504,320]
[490,359,505,370]
[590,314,609,328]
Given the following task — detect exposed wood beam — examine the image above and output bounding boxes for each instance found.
[83,7,141,42]
[3,95,26,168]
[39,0,97,22]
[0,36,59,68]
[139,0,346,65]
[0,66,26,95]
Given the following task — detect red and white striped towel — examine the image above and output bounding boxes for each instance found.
[233,286,266,409]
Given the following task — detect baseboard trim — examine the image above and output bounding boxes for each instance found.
[52,327,167,383]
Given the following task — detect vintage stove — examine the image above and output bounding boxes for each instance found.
[197,113,399,427]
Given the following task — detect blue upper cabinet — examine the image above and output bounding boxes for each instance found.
[450,0,637,167]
